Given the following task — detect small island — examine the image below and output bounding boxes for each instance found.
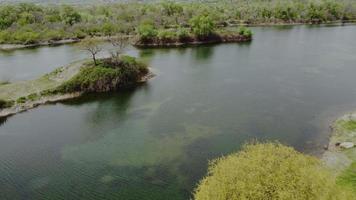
[134,15,252,48]
[0,39,153,118]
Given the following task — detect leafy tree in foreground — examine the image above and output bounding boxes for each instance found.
[194,142,355,200]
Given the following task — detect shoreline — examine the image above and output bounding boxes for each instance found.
[0,71,154,118]
[0,35,135,51]
[1,22,355,51]
[134,35,251,48]
[0,38,81,51]
[229,20,356,27]
[322,112,356,174]
[0,92,82,118]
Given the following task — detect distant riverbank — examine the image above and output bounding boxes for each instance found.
[1,0,355,50]
[0,38,80,51]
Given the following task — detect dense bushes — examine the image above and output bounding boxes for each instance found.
[194,142,355,200]
[189,15,216,38]
[238,26,253,37]
[136,24,252,46]
[137,23,158,42]
[53,56,148,93]
[0,99,14,109]
[0,0,355,44]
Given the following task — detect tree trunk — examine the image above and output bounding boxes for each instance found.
[92,54,97,65]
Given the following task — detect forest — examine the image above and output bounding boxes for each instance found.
[0,0,355,44]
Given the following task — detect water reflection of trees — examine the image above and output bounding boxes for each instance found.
[60,83,151,141]
[0,117,7,127]
[194,45,214,61]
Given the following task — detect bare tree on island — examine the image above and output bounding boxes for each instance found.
[80,38,102,65]
[109,34,128,62]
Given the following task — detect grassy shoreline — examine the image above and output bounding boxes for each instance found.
[323,113,356,194]
[0,56,152,118]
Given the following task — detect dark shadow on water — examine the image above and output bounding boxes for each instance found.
[139,49,156,58]
[0,117,7,127]
[194,45,214,61]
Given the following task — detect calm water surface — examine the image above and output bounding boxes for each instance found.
[1,25,356,199]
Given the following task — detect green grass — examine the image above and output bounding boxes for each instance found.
[337,162,356,194]
[325,117,356,196]
[338,120,356,131]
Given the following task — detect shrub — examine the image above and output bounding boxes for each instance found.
[0,5,18,30]
[27,93,39,101]
[307,3,327,22]
[61,5,82,26]
[43,29,64,41]
[137,23,158,41]
[54,56,148,93]
[194,142,355,200]
[13,29,40,44]
[0,99,14,109]
[0,30,13,44]
[16,97,27,104]
[189,14,216,38]
[176,27,190,40]
[238,26,253,37]
[120,56,148,74]
[73,29,86,39]
[17,12,36,26]
[157,29,176,42]
[102,22,117,36]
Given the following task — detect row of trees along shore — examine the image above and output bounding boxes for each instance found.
[0,0,355,45]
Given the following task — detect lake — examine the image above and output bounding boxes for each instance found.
[1,25,356,200]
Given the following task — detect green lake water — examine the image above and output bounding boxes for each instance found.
[1,25,356,199]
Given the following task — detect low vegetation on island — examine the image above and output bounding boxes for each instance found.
[194,142,356,200]
[51,56,149,94]
[0,38,151,117]
[134,15,252,47]
[0,0,355,46]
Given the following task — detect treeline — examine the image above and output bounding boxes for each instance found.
[0,0,355,44]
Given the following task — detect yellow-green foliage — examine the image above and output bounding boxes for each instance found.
[194,142,355,200]
[338,120,356,131]
[337,162,356,193]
